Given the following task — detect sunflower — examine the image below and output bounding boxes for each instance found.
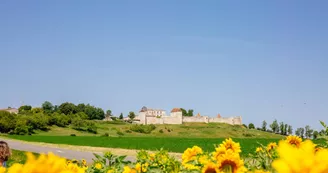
[0,167,5,173]
[182,146,203,163]
[219,138,242,153]
[272,140,328,173]
[81,159,87,166]
[212,146,227,161]
[256,147,263,153]
[198,155,211,165]
[67,163,85,173]
[285,136,302,147]
[95,163,102,170]
[315,147,323,153]
[135,163,149,173]
[266,142,277,152]
[202,162,219,173]
[123,166,137,173]
[135,163,141,172]
[6,152,84,173]
[216,150,246,173]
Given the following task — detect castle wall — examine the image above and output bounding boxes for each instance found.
[208,116,242,125]
[138,112,146,125]
[183,116,208,123]
[146,117,163,124]
[138,109,242,125]
[161,117,179,124]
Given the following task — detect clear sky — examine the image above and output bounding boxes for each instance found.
[1,0,327,130]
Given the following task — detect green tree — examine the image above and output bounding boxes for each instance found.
[95,108,105,120]
[261,120,267,131]
[128,112,136,120]
[270,119,279,133]
[75,112,89,120]
[106,110,112,118]
[58,102,77,115]
[305,125,313,139]
[284,124,288,135]
[53,105,59,112]
[320,121,328,135]
[295,128,301,137]
[248,123,255,129]
[181,108,188,116]
[119,113,123,120]
[279,122,285,135]
[77,103,86,113]
[313,131,319,139]
[31,107,43,114]
[300,128,305,138]
[0,111,17,133]
[18,105,32,114]
[319,129,326,136]
[42,101,54,114]
[288,125,293,135]
[187,109,194,117]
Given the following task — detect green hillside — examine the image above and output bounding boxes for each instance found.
[34,122,283,139]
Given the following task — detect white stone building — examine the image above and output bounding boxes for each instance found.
[136,106,242,125]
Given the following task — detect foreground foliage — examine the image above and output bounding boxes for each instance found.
[1,135,328,173]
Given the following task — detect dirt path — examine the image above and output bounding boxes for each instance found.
[0,137,182,163]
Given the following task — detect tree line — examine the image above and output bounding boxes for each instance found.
[0,101,115,135]
[246,119,321,139]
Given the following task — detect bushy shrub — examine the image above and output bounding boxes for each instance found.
[13,117,33,135]
[49,113,70,127]
[248,123,255,129]
[26,113,49,131]
[159,129,164,133]
[70,134,76,136]
[125,130,132,133]
[116,131,124,136]
[103,133,109,137]
[0,111,17,133]
[71,118,86,131]
[129,124,156,134]
[242,133,254,137]
[86,122,97,134]
[71,119,98,134]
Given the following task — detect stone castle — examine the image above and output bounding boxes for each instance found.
[135,106,242,125]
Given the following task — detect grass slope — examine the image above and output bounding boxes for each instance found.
[35,122,284,139]
[8,135,280,156]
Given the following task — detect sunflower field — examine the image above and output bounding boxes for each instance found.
[1,135,328,173]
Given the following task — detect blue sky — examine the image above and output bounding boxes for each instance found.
[1,1,327,130]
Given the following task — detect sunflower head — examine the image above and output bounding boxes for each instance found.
[256,147,263,153]
[272,140,321,173]
[202,162,219,173]
[216,150,246,173]
[266,142,277,152]
[285,136,302,147]
[95,163,102,170]
[220,138,242,153]
[182,146,203,163]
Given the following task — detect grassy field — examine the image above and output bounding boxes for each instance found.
[8,135,282,156]
[7,150,39,167]
[7,122,294,156]
[34,122,284,139]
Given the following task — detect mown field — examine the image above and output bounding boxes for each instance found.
[8,135,283,156]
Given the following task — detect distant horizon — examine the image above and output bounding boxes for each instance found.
[1,100,323,132]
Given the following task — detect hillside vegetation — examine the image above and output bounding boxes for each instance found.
[33,121,284,139]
